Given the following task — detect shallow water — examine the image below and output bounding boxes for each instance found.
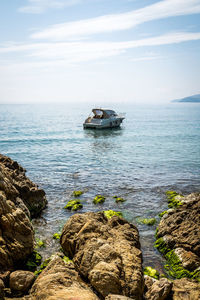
[1,102,200,271]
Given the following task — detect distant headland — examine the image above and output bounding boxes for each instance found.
[172,94,200,103]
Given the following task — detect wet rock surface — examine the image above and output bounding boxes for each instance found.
[61,212,144,300]
[155,192,200,280]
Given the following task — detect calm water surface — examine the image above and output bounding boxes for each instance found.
[0,103,200,271]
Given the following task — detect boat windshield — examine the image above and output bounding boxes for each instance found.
[92,109,117,119]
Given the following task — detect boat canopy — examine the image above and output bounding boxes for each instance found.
[92,109,117,119]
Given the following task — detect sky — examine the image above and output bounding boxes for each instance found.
[0,0,200,104]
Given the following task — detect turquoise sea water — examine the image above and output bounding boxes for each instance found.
[0,103,200,271]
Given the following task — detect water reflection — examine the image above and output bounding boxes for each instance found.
[84,127,124,153]
[84,127,124,139]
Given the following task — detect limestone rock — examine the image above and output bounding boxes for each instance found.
[172,278,200,300]
[61,212,144,299]
[9,271,35,293]
[0,191,34,272]
[156,193,200,278]
[144,276,172,300]
[29,254,99,300]
[0,154,47,217]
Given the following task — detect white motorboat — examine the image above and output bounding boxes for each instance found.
[83,108,125,129]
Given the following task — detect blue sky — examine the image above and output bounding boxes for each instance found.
[0,0,200,104]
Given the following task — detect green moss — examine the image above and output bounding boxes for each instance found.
[93,195,105,204]
[64,200,83,211]
[72,190,84,197]
[144,266,159,279]
[164,250,200,281]
[53,233,61,240]
[155,239,200,281]
[166,191,183,208]
[103,210,123,219]
[159,211,168,218]
[35,238,46,249]
[25,250,42,271]
[115,197,126,203]
[137,217,156,226]
[34,258,50,276]
[63,256,72,264]
[154,238,169,255]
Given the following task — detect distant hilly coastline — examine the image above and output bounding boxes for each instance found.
[172,94,200,103]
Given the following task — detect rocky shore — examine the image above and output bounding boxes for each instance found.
[0,154,199,299]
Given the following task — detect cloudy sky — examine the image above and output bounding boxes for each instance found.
[0,0,200,104]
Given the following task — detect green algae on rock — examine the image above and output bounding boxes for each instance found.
[136,217,156,226]
[34,258,51,276]
[166,191,183,208]
[164,250,200,281]
[158,211,168,218]
[25,250,42,271]
[64,199,83,211]
[93,195,105,204]
[103,210,123,219]
[35,238,46,249]
[63,256,72,264]
[53,233,61,240]
[72,190,84,197]
[144,266,159,279]
[115,197,126,203]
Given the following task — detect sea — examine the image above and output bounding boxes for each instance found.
[0,102,200,272]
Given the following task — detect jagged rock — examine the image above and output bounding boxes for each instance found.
[0,279,5,300]
[0,191,34,272]
[29,254,99,300]
[61,212,143,300]
[155,193,200,279]
[172,278,200,300]
[0,154,47,217]
[144,275,172,300]
[9,271,35,294]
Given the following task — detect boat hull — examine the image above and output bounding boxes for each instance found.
[83,118,124,129]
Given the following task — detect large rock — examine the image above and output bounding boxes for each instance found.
[0,154,47,218]
[155,193,200,280]
[0,191,34,272]
[0,154,47,272]
[172,278,200,300]
[144,275,172,300]
[9,271,35,294]
[61,212,144,300]
[29,254,99,300]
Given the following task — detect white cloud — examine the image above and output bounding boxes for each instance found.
[19,0,83,14]
[1,31,200,66]
[31,0,200,40]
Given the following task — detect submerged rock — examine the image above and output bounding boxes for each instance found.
[0,154,47,217]
[155,192,200,281]
[60,212,144,299]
